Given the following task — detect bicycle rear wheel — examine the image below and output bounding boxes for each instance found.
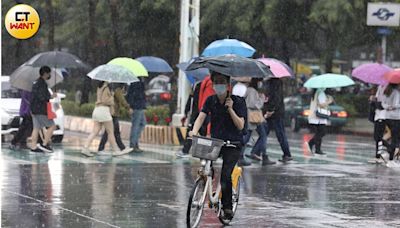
[218,176,242,225]
[187,178,207,228]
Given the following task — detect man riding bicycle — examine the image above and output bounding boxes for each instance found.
[189,71,247,220]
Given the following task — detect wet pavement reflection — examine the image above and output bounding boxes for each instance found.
[2,131,400,227]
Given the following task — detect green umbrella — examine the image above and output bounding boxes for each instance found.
[108,57,148,77]
[87,64,139,83]
[304,73,355,88]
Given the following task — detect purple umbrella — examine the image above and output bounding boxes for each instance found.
[351,63,392,85]
[257,58,294,78]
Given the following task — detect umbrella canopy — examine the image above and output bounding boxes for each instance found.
[177,61,210,83]
[10,65,64,92]
[186,54,273,79]
[26,51,90,69]
[136,56,173,73]
[304,73,355,88]
[108,57,148,77]
[87,64,139,83]
[383,69,400,84]
[351,63,392,85]
[202,38,256,57]
[258,58,294,78]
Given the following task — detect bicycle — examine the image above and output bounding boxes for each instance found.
[186,135,243,228]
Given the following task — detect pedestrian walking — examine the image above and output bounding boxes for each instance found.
[232,80,251,166]
[381,83,400,166]
[30,66,57,153]
[368,85,389,163]
[176,81,208,158]
[305,88,333,155]
[97,84,131,153]
[263,78,293,162]
[9,89,33,150]
[81,81,132,157]
[126,78,147,152]
[244,79,276,165]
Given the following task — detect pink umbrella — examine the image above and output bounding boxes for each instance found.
[351,63,392,85]
[257,58,294,78]
[383,68,400,84]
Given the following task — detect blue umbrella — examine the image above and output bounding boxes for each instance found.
[136,56,173,73]
[202,38,256,57]
[177,61,210,84]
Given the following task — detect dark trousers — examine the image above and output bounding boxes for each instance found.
[98,117,125,151]
[374,120,386,158]
[309,124,326,153]
[220,146,241,210]
[11,115,33,146]
[265,117,291,157]
[386,119,400,160]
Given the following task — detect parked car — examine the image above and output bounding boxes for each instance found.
[283,93,348,132]
[145,75,172,105]
[1,76,65,143]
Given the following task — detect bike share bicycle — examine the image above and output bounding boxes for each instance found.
[186,135,242,228]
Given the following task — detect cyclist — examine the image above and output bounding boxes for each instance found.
[189,71,247,220]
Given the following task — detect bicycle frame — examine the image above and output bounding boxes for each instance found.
[197,160,221,207]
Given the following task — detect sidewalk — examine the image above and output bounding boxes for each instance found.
[342,118,373,137]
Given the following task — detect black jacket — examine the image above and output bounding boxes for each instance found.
[126,81,147,110]
[264,78,285,119]
[30,78,51,115]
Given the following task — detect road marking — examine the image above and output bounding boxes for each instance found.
[115,155,170,164]
[2,189,120,228]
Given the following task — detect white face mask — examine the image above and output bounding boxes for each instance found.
[257,81,263,89]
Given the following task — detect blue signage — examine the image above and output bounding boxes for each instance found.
[372,8,395,21]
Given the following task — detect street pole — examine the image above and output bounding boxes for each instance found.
[172,0,200,126]
[381,34,386,63]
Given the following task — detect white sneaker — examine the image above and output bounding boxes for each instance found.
[368,158,384,164]
[113,149,131,157]
[122,147,134,154]
[81,147,93,157]
[176,151,190,158]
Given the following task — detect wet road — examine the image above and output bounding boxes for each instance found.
[2,130,400,228]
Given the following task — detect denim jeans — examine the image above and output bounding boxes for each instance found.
[129,109,147,148]
[251,122,267,156]
[265,117,291,157]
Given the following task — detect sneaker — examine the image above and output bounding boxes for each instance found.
[221,209,233,220]
[134,147,144,153]
[176,151,190,158]
[237,158,251,167]
[304,142,314,155]
[30,147,44,153]
[245,153,262,161]
[122,147,134,154]
[38,143,53,153]
[278,156,293,163]
[262,155,276,166]
[368,158,384,164]
[113,150,130,157]
[80,147,94,157]
[315,151,326,156]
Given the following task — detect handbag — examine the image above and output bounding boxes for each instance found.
[47,102,57,119]
[316,107,331,119]
[248,110,264,124]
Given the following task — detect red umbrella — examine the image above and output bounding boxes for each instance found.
[383,69,400,84]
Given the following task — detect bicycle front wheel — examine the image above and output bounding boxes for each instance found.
[187,178,207,228]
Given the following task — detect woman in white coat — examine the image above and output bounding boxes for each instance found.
[305,88,333,155]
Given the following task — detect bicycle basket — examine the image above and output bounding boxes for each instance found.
[190,136,224,161]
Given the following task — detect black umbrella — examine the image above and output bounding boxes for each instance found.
[26,51,90,69]
[185,54,273,78]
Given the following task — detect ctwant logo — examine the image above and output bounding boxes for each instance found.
[5,4,40,39]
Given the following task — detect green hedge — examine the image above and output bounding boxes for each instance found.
[334,94,369,118]
[61,101,171,125]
